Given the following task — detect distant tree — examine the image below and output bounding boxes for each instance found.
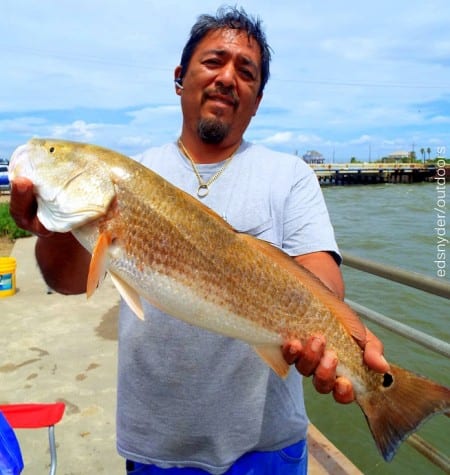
[409,151,417,162]
[427,147,431,160]
[378,156,392,163]
[420,148,425,162]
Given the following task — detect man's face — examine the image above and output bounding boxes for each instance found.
[176,28,263,146]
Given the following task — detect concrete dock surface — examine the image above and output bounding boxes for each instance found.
[1,236,122,474]
[1,237,361,474]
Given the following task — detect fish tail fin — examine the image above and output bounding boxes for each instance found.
[357,364,450,461]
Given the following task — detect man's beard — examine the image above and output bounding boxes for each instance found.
[197,118,230,144]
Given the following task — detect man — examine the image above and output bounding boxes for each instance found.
[10,7,388,475]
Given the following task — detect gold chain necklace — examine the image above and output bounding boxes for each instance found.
[178,139,236,198]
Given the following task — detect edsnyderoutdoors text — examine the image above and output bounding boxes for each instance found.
[434,147,447,278]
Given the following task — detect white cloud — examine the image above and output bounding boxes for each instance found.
[258,131,295,145]
[296,133,324,144]
[350,135,373,145]
[430,115,450,124]
[127,105,181,125]
[52,120,99,140]
[118,136,154,149]
[0,116,48,134]
[320,37,379,61]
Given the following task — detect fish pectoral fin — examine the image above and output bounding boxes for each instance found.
[109,272,145,321]
[252,345,290,379]
[86,231,144,322]
[86,231,111,298]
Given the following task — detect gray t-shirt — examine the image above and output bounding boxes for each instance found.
[116,141,340,474]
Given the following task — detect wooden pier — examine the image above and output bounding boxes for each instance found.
[309,163,438,185]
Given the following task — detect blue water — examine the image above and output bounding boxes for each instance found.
[304,183,449,474]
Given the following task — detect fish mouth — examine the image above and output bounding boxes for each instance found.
[9,144,33,180]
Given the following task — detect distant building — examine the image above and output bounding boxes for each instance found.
[386,150,410,161]
[302,150,325,164]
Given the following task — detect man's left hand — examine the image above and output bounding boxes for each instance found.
[282,329,389,404]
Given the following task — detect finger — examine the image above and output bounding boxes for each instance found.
[10,178,51,237]
[282,339,303,365]
[362,329,390,373]
[10,178,35,226]
[333,376,354,404]
[311,349,337,394]
[295,335,325,377]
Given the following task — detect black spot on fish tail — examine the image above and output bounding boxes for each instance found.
[382,372,394,388]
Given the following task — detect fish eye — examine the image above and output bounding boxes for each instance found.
[49,147,55,153]
[382,372,393,388]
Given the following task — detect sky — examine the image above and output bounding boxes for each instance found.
[1,0,449,163]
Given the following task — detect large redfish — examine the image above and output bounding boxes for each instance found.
[9,138,450,461]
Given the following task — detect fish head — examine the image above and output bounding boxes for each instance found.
[9,138,116,232]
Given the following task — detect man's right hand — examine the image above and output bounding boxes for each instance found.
[9,177,52,237]
[9,177,92,295]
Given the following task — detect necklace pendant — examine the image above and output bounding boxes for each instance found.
[178,139,237,199]
[197,184,209,198]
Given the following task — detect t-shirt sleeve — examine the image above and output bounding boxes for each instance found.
[282,161,341,264]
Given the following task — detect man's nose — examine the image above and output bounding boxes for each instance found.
[215,63,236,88]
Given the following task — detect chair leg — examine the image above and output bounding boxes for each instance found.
[48,425,57,475]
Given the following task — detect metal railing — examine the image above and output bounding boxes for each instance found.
[342,252,450,299]
[341,251,450,473]
[309,163,434,172]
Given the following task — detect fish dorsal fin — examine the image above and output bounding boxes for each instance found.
[86,232,111,298]
[239,234,366,344]
[109,272,145,320]
[252,345,290,378]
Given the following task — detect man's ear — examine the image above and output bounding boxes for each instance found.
[174,65,183,95]
[252,93,263,116]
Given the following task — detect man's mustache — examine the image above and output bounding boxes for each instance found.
[202,86,239,109]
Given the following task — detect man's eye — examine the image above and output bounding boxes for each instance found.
[241,69,255,80]
[204,58,220,66]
